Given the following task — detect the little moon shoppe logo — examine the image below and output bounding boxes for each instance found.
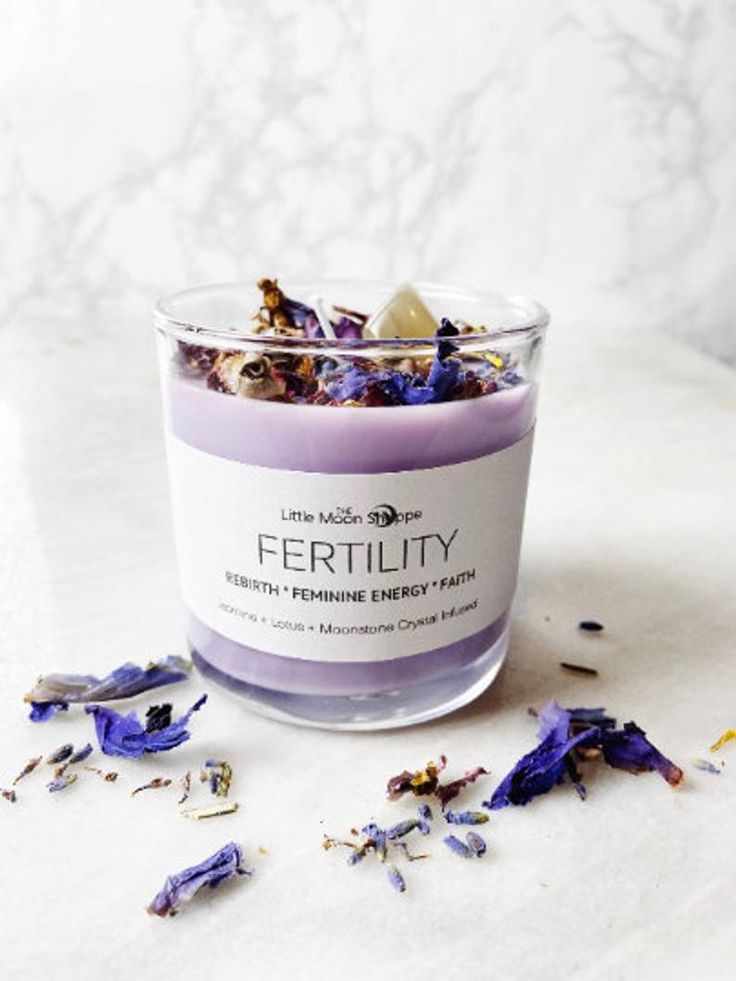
[367,503,422,527]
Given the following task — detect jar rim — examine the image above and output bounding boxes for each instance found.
[153,279,549,350]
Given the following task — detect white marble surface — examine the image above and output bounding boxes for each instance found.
[1,0,735,362]
[1,314,735,980]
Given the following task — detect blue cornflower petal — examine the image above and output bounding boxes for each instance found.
[147,842,250,917]
[600,722,683,787]
[29,701,68,722]
[85,694,207,759]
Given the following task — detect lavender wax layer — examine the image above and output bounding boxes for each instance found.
[165,376,537,695]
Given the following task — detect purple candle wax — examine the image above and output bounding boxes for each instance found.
[155,281,548,729]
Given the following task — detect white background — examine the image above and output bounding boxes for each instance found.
[1,0,735,362]
[1,5,735,981]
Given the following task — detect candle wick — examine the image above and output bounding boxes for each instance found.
[310,295,337,340]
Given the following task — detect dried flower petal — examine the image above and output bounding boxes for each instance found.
[47,772,78,793]
[180,801,239,820]
[2,788,17,803]
[465,831,487,857]
[204,759,233,797]
[68,743,93,764]
[26,655,191,721]
[443,834,474,859]
[386,864,406,893]
[147,842,250,917]
[386,755,447,801]
[599,723,683,787]
[436,765,489,810]
[132,778,172,796]
[710,730,736,753]
[444,810,489,826]
[12,756,42,785]
[85,694,207,759]
[45,744,74,765]
[693,759,721,774]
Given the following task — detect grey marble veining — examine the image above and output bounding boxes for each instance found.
[0,0,734,361]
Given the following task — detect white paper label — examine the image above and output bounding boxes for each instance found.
[166,430,533,662]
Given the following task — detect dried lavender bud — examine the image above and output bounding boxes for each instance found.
[693,759,721,774]
[465,831,487,857]
[385,819,421,840]
[68,743,93,764]
[12,756,42,785]
[578,621,604,632]
[560,662,599,676]
[204,760,233,797]
[443,835,474,859]
[45,744,74,765]
[386,864,406,893]
[131,778,172,797]
[417,803,433,821]
[391,841,429,862]
[444,810,489,826]
[47,772,78,793]
[1,788,17,803]
[178,770,192,804]
[84,766,118,782]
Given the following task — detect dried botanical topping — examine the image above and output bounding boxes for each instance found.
[710,729,736,753]
[145,704,174,733]
[147,842,250,917]
[417,803,433,821]
[1,788,17,803]
[386,864,406,893]
[578,621,604,632]
[26,655,191,722]
[444,810,489,826]
[485,700,683,811]
[12,756,42,785]
[181,801,239,820]
[203,760,233,798]
[85,694,207,759]
[131,778,172,797]
[84,767,118,782]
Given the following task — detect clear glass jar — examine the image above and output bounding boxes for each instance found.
[154,281,548,729]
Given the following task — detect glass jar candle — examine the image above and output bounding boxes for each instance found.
[154,281,548,729]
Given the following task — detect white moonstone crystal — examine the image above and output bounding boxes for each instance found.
[364,283,438,339]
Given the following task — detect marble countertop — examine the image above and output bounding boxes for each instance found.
[1,317,734,981]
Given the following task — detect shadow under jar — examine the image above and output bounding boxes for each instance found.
[154,281,548,729]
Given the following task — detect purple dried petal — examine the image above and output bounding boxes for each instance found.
[29,701,68,722]
[465,831,487,857]
[444,810,489,826]
[147,842,250,917]
[486,702,599,810]
[281,296,315,328]
[386,864,406,893]
[386,756,447,801]
[85,694,207,759]
[600,722,683,787]
[26,655,190,721]
[436,765,488,810]
[443,834,474,859]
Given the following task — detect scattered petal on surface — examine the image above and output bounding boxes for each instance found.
[85,695,207,759]
[83,767,118,782]
[436,766,489,810]
[68,743,94,764]
[1,788,17,803]
[147,842,250,917]
[204,759,233,797]
[710,730,736,753]
[600,723,684,787]
[178,770,192,804]
[386,756,447,801]
[26,656,191,721]
[132,778,172,797]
